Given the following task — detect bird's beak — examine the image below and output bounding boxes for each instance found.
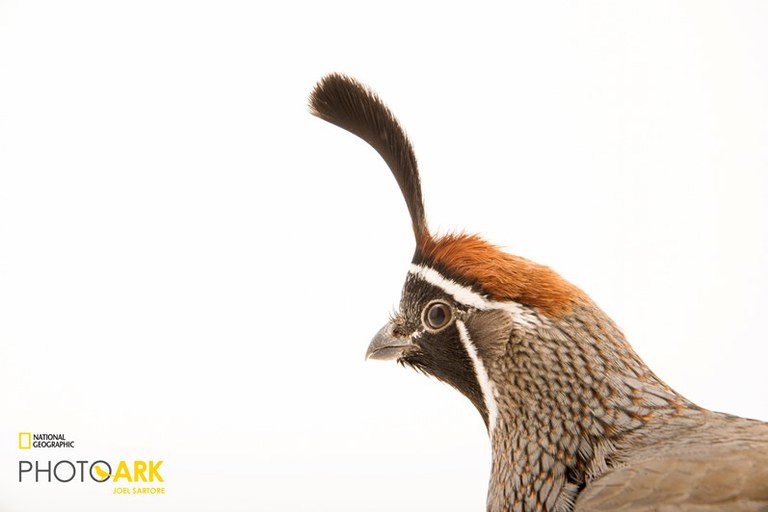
[365,322,414,361]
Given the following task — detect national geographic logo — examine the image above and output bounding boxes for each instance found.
[16,433,166,496]
[18,432,75,449]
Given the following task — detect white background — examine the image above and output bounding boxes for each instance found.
[1,2,767,511]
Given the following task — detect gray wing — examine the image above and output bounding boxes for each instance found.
[575,418,768,511]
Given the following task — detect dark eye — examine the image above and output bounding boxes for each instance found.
[424,301,452,330]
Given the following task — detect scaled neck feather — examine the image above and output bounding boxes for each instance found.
[485,302,699,511]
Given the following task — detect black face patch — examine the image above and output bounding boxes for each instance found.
[397,275,489,427]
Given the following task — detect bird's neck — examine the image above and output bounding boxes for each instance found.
[485,303,697,511]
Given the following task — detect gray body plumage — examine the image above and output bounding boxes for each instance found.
[483,301,768,511]
[575,416,768,511]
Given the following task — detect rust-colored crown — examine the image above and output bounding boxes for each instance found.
[416,234,586,317]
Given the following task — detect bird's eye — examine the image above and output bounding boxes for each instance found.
[423,301,452,330]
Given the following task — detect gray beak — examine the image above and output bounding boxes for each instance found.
[365,322,414,361]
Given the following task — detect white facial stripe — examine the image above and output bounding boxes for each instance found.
[408,264,490,309]
[408,264,543,327]
[456,320,499,436]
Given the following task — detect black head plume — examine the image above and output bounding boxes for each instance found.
[309,73,428,243]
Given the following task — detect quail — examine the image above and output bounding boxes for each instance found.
[309,73,768,512]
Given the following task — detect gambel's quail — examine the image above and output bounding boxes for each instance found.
[309,73,768,512]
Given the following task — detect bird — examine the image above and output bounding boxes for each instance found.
[308,73,768,512]
[94,464,111,480]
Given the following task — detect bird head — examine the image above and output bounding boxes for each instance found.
[364,232,589,432]
[309,73,661,437]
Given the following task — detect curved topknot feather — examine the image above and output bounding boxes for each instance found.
[309,73,429,243]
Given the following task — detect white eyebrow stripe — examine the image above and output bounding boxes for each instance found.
[408,264,490,309]
[456,320,499,437]
[408,264,543,327]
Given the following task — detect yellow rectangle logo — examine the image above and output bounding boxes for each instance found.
[19,432,31,449]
